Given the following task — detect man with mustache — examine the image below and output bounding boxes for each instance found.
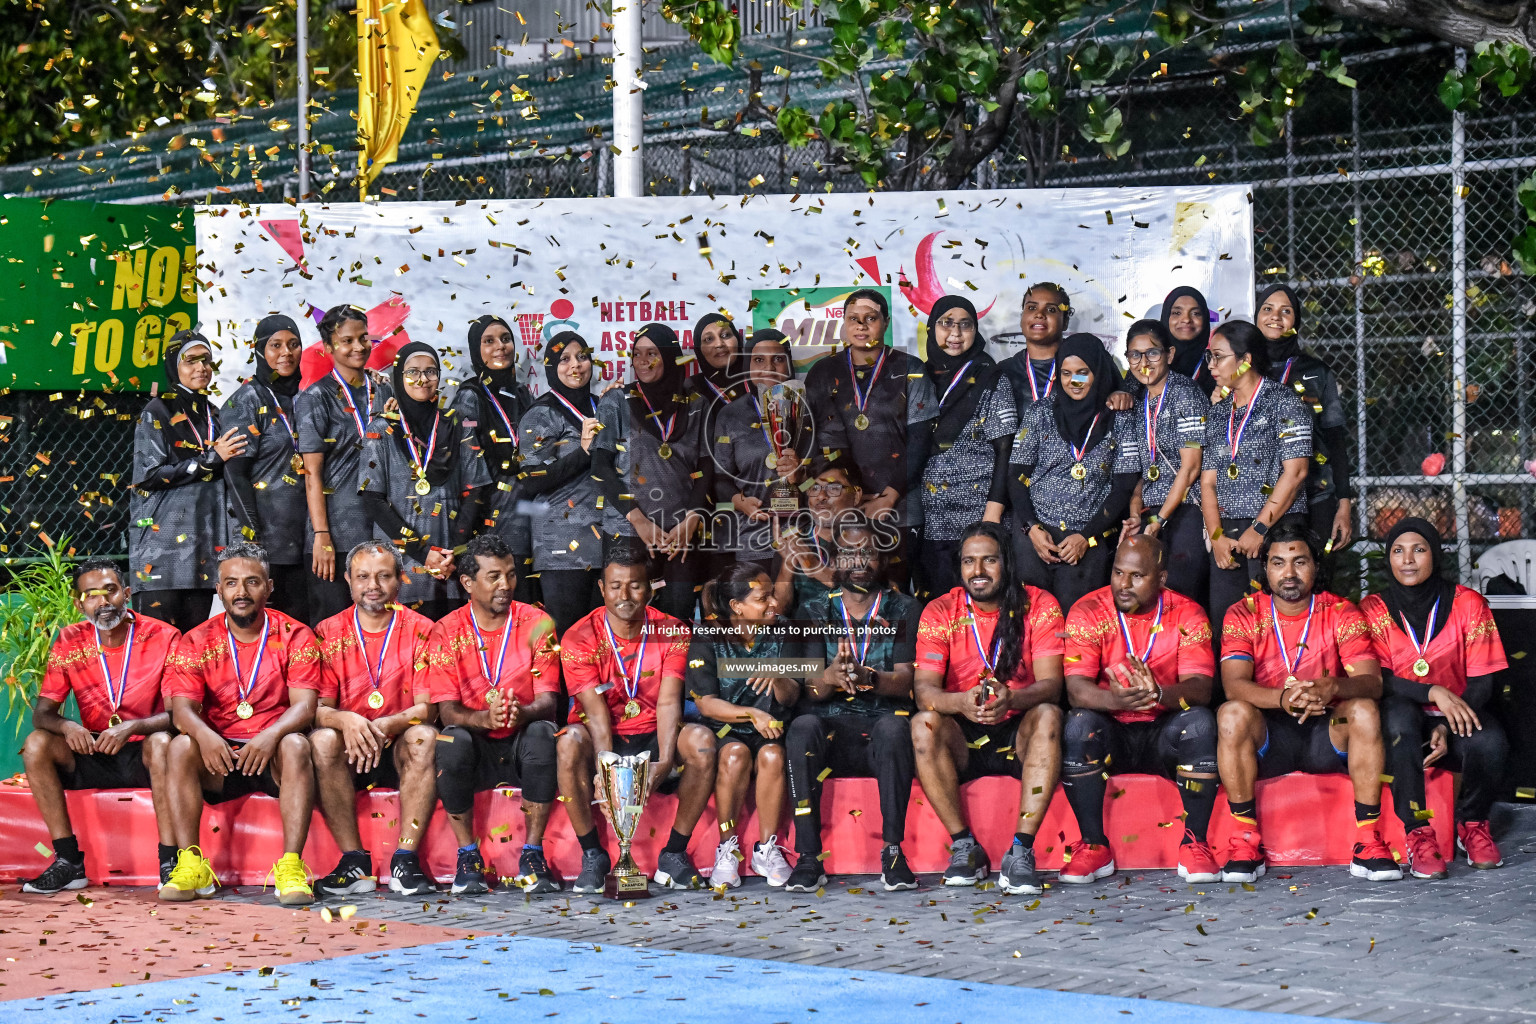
[21,560,181,893]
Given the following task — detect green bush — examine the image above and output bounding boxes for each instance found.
[0,541,79,728]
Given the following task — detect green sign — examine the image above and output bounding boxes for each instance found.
[0,199,197,391]
[751,285,893,354]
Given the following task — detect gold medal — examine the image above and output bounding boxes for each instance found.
[1070,462,1087,481]
[1145,465,1160,482]
[766,452,778,468]
[108,713,123,728]
[623,698,641,720]
[290,453,305,475]
[367,690,385,710]
[854,413,870,431]
[414,475,432,496]
[657,443,673,460]
[1227,463,1240,480]
[1412,657,1431,678]
[236,700,254,720]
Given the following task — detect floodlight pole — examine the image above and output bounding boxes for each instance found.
[297,0,311,199]
[611,0,643,198]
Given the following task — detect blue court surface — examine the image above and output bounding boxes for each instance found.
[25,934,1337,1023]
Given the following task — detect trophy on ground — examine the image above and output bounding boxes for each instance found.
[596,751,654,899]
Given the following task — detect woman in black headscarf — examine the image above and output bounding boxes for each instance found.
[1009,333,1139,614]
[1361,518,1510,880]
[916,295,1017,598]
[450,314,540,607]
[358,341,491,620]
[517,330,605,634]
[1256,283,1356,552]
[223,314,310,621]
[1161,286,1218,395]
[129,331,247,631]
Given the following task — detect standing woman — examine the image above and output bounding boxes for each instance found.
[685,311,744,441]
[129,331,246,632]
[451,314,540,607]
[224,315,310,623]
[592,324,711,622]
[1199,320,1312,634]
[517,330,604,635]
[918,295,1016,598]
[1257,284,1356,551]
[1363,518,1509,879]
[1010,334,1139,616]
[359,342,491,621]
[1161,286,1216,392]
[298,305,392,624]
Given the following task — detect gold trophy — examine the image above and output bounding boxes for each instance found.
[764,381,804,515]
[596,751,654,899]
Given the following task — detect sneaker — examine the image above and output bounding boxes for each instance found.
[1177,833,1222,883]
[880,844,918,891]
[1457,820,1504,869]
[1058,840,1115,884]
[1220,826,1267,883]
[998,843,1042,895]
[158,846,219,902]
[317,851,377,896]
[942,836,990,886]
[451,847,491,896]
[571,847,612,894]
[270,853,315,907]
[159,852,177,887]
[518,847,562,894]
[784,857,828,892]
[1405,825,1449,879]
[21,855,87,895]
[751,836,793,887]
[1350,832,1404,881]
[389,851,434,895]
[711,836,742,889]
[653,849,705,890]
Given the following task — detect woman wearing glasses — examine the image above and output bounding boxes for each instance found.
[1199,321,1312,635]
[129,331,247,631]
[359,342,491,621]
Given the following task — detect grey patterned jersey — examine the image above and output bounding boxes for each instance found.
[593,386,708,537]
[296,371,393,556]
[1122,371,1209,511]
[517,398,603,572]
[1202,378,1313,519]
[1011,397,1139,531]
[708,389,816,559]
[128,409,229,592]
[449,383,533,561]
[920,373,1017,541]
[223,382,307,565]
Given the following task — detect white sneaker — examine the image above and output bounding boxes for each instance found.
[712,836,742,889]
[751,836,793,887]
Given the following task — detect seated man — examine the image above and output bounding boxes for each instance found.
[558,542,714,892]
[911,521,1064,895]
[774,462,866,611]
[22,559,180,893]
[428,534,561,896]
[784,514,924,892]
[311,541,439,897]
[1061,535,1220,884]
[159,542,323,905]
[1217,522,1398,882]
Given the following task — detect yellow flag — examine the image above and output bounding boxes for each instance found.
[357,0,440,193]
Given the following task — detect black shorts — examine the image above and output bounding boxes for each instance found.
[611,731,682,795]
[957,717,1024,781]
[203,742,282,804]
[59,741,149,790]
[459,728,550,795]
[1258,709,1347,778]
[715,730,783,758]
[351,755,402,792]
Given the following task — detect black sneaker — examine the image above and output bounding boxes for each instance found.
[942,836,990,886]
[451,847,491,896]
[518,847,562,894]
[317,851,377,896]
[160,853,177,887]
[571,848,612,894]
[881,844,918,891]
[653,849,705,890]
[22,855,87,894]
[389,851,434,895]
[783,856,828,893]
[998,842,1041,895]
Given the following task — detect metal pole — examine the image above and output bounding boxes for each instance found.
[1352,87,1369,595]
[297,0,310,198]
[1451,47,1472,581]
[611,0,644,198]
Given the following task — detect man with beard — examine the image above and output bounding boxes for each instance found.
[910,522,1064,895]
[21,560,181,893]
[783,515,924,892]
[1217,522,1398,882]
[311,542,439,897]
[159,542,323,905]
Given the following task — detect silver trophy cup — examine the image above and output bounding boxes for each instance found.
[596,751,654,899]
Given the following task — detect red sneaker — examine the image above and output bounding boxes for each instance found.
[1457,820,1504,869]
[1350,831,1403,881]
[1058,840,1115,884]
[1177,832,1221,883]
[1406,824,1449,879]
[1220,825,1266,883]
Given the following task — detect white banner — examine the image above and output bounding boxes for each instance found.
[195,186,1254,397]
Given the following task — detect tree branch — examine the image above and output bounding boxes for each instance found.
[1317,0,1531,47]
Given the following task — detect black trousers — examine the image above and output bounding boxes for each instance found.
[1207,514,1307,656]
[268,563,311,626]
[133,589,212,634]
[1061,708,1218,843]
[434,722,558,815]
[1382,696,1508,824]
[650,553,699,622]
[1156,504,1209,608]
[308,567,352,626]
[1014,522,1114,617]
[538,568,601,636]
[918,537,964,601]
[784,712,915,853]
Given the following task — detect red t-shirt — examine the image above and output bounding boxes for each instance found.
[561,605,691,736]
[162,610,322,741]
[1064,587,1214,723]
[426,601,561,739]
[315,606,436,718]
[1222,591,1376,696]
[1360,585,1507,705]
[41,614,181,735]
[914,585,1064,720]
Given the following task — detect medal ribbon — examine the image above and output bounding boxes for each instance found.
[601,615,647,702]
[1227,377,1265,462]
[1270,594,1315,678]
[1029,359,1056,402]
[963,594,1002,677]
[1116,595,1163,663]
[183,405,217,452]
[95,619,135,714]
[353,608,397,692]
[481,383,519,448]
[469,611,515,691]
[845,344,889,416]
[937,361,976,410]
[635,385,677,443]
[837,590,884,667]
[1143,385,1167,469]
[226,612,270,708]
[266,388,300,455]
[1069,411,1103,465]
[397,409,439,480]
[331,369,373,439]
[1399,596,1440,666]
[550,391,593,428]
[1280,357,1297,385]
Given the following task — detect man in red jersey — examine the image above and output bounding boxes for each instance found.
[159,542,323,905]
[21,559,180,893]
[311,542,438,897]
[428,534,561,896]
[911,522,1064,895]
[557,542,713,893]
[1061,535,1219,886]
[1217,521,1397,882]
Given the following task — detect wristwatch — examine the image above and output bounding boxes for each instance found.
[1250,519,1269,537]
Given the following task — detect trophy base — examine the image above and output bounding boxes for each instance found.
[603,872,652,900]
